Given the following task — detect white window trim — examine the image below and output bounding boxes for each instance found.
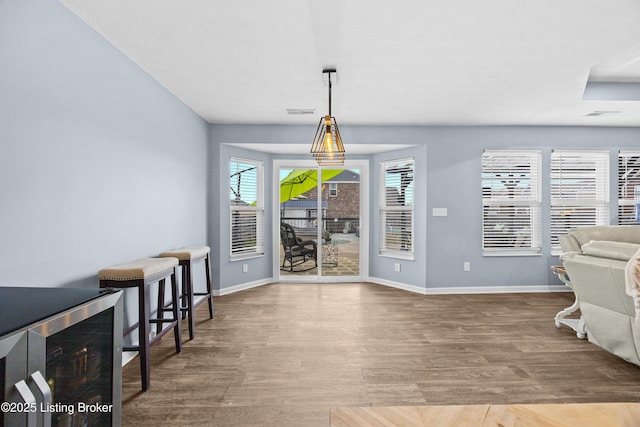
[482,150,542,257]
[618,151,640,225]
[272,158,370,282]
[550,149,610,255]
[379,157,415,260]
[329,182,338,197]
[230,157,264,261]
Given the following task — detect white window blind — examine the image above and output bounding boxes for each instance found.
[618,151,640,225]
[550,150,609,254]
[379,158,414,259]
[482,150,541,256]
[230,158,264,259]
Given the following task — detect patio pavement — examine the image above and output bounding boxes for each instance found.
[279,233,360,277]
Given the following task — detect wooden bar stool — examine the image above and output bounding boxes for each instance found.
[99,257,181,391]
[159,246,214,340]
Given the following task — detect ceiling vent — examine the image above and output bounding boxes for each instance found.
[286,108,315,115]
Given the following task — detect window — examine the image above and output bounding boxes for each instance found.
[379,158,414,259]
[482,150,541,255]
[329,183,338,197]
[618,151,640,225]
[230,158,264,259]
[550,150,609,254]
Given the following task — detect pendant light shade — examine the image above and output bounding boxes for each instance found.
[310,69,345,165]
[311,115,345,165]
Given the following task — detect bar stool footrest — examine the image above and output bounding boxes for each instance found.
[149,318,178,324]
[158,246,215,338]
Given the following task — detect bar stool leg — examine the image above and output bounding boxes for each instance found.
[205,253,214,319]
[180,265,188,320]
[156,279,165,337]
[139,283,151,391]
[170,270,182,353]
[185,262,195,340]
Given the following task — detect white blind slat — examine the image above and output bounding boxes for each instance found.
[380,158,414,258]
[230,158,264,258]
[482,151,541,255]
[550,150,609,252]
[618,151,640,225]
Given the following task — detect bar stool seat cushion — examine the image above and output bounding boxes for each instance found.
[99,257,179,281]
[159,246,210,261]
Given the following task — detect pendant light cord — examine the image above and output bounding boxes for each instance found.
[328,71,332,117]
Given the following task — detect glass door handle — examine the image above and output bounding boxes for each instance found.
[30,370,52,427]
[14,380,37,427]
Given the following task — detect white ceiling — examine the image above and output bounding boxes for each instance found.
[60,0,640,127]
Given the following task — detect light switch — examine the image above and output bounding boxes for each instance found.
[432,208,448,217]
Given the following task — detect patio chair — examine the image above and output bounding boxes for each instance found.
[280,222,318,272]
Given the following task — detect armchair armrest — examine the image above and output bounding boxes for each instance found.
[294,239,317,250]
[559,233,582,254]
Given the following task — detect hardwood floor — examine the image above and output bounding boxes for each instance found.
[331,402,640,426]
[121,283,640,426]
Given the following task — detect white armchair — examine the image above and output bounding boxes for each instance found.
[560,226,640,365]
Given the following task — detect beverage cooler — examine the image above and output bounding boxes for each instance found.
[0,287,123,427]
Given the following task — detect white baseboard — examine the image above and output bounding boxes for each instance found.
[121,329,158,367]
[366,277,570,295]
[214,276,570,296]
[422,284,570,294]
[213,277,274,296]
[122,351,137,367]
[365,277,428,294]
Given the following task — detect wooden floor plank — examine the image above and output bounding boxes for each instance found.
[331,403,640,427]
[122,283,640,426]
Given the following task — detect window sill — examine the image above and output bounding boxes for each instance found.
[379,251,415,261]
[482,251,542,257]
[230,253,264,262]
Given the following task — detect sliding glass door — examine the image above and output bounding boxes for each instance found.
[275,160,367,281]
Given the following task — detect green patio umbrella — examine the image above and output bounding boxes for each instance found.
[280,169,343,203]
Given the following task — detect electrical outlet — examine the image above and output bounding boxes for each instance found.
[394,263,401,272]
[464,261,471,272]
[242,264,248,273]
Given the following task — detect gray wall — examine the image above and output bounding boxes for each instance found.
[422,126,639,290]
[371,144,428,288]
[209,124,640,292]
[208,134,273,291]
[0,0,209,336]
[209,125,372,291]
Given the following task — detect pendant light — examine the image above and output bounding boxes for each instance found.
[310,68,345,165]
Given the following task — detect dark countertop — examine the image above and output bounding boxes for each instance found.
[0,287,108,337]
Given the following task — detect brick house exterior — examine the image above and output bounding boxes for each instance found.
[307,169,360,234]
[282,169,360,234]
